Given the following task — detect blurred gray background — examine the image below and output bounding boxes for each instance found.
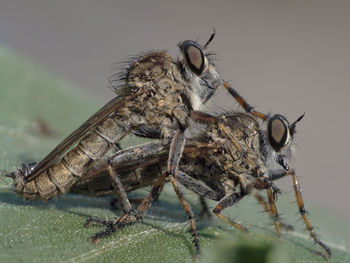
[0,0,349,219]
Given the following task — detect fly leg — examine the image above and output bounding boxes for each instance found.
[167,129,201,257]
[110,165,164,210]
[86,167,169,243]
[88,171,168,238]
[85,141,169,242]
[223,81,268,120]
[176,171,221,201]
[85,165,136,243]
[269,169,331,259]
[129,170,221,222]
[213,192,248,232]
[134,171,168,218]
[290,170,331,259]
[254,193,293,231]
[175,171,222,218]
[266,187,281,236]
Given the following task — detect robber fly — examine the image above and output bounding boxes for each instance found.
[88,111,331,259]
[5,32,270,257]
[8,31,266,200]
[9,33,224,201]
[8,110,331,259]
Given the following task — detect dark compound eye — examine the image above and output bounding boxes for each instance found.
[181,40,208,76]
[267,114,291,152]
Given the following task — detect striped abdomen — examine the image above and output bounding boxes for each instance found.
[13,117,128,201]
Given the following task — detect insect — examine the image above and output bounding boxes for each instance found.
[7,111,331,259]
[5,32,267,256]
[11,33,224,202]
[87,111,331,259]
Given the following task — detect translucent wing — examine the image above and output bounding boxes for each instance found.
[26,93,140,181]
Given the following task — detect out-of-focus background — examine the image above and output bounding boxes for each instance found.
[0,0,349,219]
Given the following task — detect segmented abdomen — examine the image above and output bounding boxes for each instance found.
[14,117,127,201]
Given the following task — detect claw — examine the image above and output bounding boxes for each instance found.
[84,217,114,227]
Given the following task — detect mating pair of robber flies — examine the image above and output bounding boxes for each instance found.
[5,31,331,259]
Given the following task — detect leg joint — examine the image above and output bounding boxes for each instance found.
[213,207,221,214]
[299,206,306,215]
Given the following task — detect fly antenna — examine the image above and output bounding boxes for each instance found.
[290,112,305,137]
[203,28,216,49]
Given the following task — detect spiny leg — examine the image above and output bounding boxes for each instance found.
[85,162,169,243]
[111,187,164,210]
[123,130,196,219]
[108,140,168,170]
[85,164,135,243]
[169,175,200,256]
[88,163,172,236]
[266,187,281,236]
[136,169,221,219]
[213,192,248,232]
[290,170,331,259]
[89,141,169,210]
[176,171,221,218]
[167,129,200,257]
[108,165,132,214]
[177,171,221,201]
[169,170,222,218]
[84,142,168,239]
[254,193,293,231]
[269,169,331,258]
[223,81,267,121]
[135,172,168,218]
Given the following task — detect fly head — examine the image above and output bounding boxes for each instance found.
[177,31,222,109]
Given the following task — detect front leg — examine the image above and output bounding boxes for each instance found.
[290,170,331,259]
[223,81,268,121]
[254,193,293,231]
[213,192,248,232]
[269,169,331,259]
[266,187,281,236]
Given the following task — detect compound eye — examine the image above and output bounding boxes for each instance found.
[268,114,290,152]
[181,41,207,76]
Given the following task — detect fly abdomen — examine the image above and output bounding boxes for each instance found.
[13,117,128,201]
[22,179,40,200]
[94,117,127,145]
[49,117,128,195]
[49,161,77,195]
[10,164,55,201]
[34,171,59,200]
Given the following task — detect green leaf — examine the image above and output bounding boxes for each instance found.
[0,47,349,263]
